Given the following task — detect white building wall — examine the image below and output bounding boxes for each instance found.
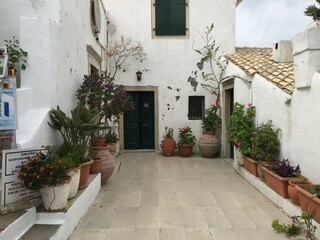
[0,0,108,148]
[105,0,236,150]
[226,25,320,183]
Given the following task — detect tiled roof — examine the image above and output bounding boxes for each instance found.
[226,48,295,94]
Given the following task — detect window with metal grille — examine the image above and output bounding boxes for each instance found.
[153,0,188,36]
[188,96,204,120]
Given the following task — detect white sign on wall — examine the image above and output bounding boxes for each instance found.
[1,148,43,206]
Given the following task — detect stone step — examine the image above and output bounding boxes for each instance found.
[19,224,60,240]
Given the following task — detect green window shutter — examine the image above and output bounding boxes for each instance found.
[171,0,186,35]
[155,0,186,36]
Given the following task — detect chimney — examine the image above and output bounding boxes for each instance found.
[272,40,293,63]
[292,24,320,88]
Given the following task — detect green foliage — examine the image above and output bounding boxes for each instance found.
[163,127,173,138]
[56,153,78,170]
[4,36,28,71]
[272,219,302,237]
[305,0,320,21]
[178,127,197,145]
[227,102,256,155]
[48,100,104,163]
[18,146,68,190]
[104,132,119,144]
[202,104,221,132]
[250,121,280,161]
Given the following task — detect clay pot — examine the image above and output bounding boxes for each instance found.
[243,155,259,177]
[108,143,116,153]
[90,145,115,185]
[66,166,80,199]
[162,137,176,157]
[178,144,194,158]
[78,159,94,189]
[198,132,220,158]
[92,137,105,146]
[296,184,320,223]
[90,158,102,174]
[288,179,303,205]
[40,177,71,211]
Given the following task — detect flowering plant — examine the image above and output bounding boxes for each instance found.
[163,127,173,138]
[76,74,134,128]
[227,102,256,155]
[202,104,221,132]
[18,146,68,191]
[178,127,197,145]
[268,159,300,178]
[250,121,280,161]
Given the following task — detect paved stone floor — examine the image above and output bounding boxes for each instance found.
[69,152,291,240]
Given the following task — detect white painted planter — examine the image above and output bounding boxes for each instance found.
[40,178,71,211]
[235,148,244,165]
[66,166,81,199]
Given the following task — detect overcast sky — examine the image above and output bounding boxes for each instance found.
[236,0,315,47]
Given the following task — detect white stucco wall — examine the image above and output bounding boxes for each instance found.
[104,0,236,150]
[0,0,108,148]
[225,25,320,183]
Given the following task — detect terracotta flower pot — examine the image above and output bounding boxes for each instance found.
[262,166,299,198]
[79,159,94,189]
[296,184,320,223]
[198,132,220,158]
[90,158,102,174]
[90,145,115,185]
[108,142,116,153]
[162,137,176,157]
[288,179,303,205]
[178,144,194,158]
[92,137,105,146]
[242,155,259,177]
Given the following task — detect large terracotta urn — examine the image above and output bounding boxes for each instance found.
[90,145,115,185]
[198,132,220,158]
[162,137,176,157]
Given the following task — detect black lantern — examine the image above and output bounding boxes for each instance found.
[136,71,142,81]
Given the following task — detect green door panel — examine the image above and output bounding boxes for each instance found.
[124,92,140,149]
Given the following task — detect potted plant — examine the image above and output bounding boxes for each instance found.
[177,126,197,157]
[48,100,103,188]
[18,146,71,211]
[295,183,320,223]
[104,131,119,153]
[288,174,309,206]
[227,103,256,165]
[262,159,300,198]
[4,36,28,76]
[161,127,176,157]
[244,121,280,177]
[199,104,221,158]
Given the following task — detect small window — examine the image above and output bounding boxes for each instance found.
[188,96,204,120]
[153,0,188,36]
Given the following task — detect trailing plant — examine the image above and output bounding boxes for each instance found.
[268,159,300,178]
[272,219,302,237]
[4,36,28,71]
[227,102,256,156]
[305,0,320,21]
[202,104,221,132]
[272,211,317,239]
[178,127,197,145]
[48,100,104,163]
[250,121,280,161]
[18,146,68,190]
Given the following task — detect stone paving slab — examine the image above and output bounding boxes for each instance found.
[69,153,294,240]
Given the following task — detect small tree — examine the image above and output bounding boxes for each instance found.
[188,23,234,101]
[305,0,320,21]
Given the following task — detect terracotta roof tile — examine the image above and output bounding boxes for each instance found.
[226,48,295,94]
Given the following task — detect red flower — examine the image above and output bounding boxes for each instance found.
[211,104,215,107]
[236,142,241,149]
[183,128,187,132]
[248,103,252,107]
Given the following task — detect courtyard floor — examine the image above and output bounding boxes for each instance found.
[69,152,291,240]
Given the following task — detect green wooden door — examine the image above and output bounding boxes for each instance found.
[124,92,154,149]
